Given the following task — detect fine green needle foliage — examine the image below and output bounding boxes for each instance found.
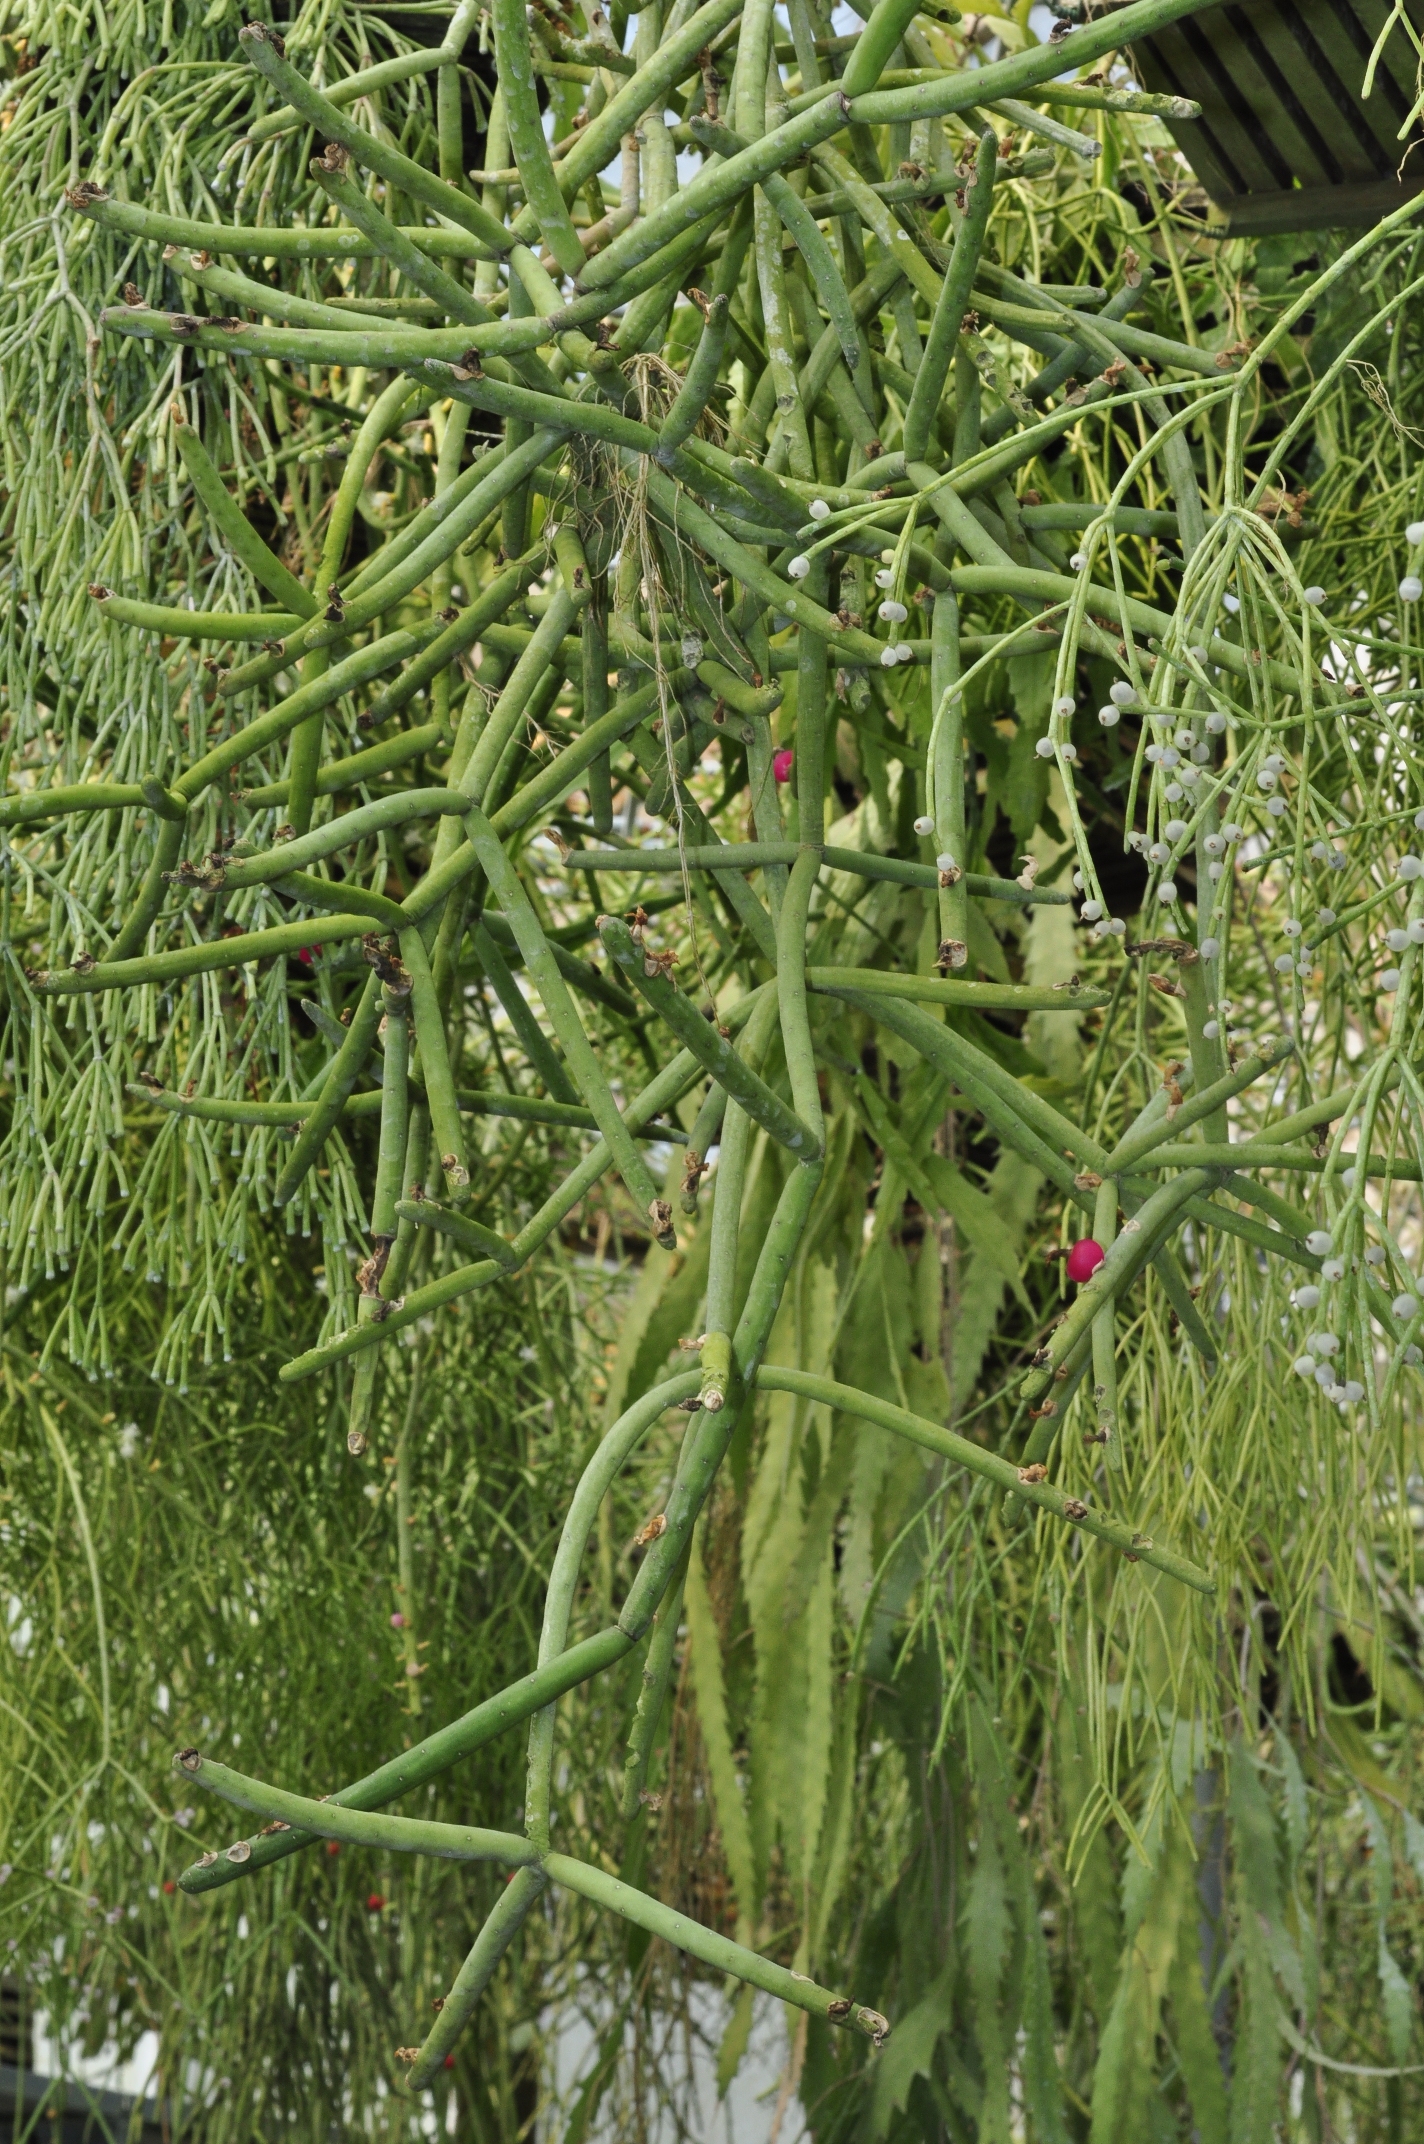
[2,0,1424,2135]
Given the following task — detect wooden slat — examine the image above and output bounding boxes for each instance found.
[1292,5,1410,167]
[1170,14,1299,190]
[1346,0,1424,117]
[1211,7,1342,188]
[1243,3,1384,185]
[1134,24,1253,199]
[1119,0,1424,231]
[1224,175,1424,236]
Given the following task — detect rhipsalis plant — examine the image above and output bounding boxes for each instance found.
[4,0,1424,2132]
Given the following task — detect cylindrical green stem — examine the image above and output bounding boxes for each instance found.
[1090,1176,1120,1469]
[239,25,511,257]
[620,1543,690,1820]
[544,1851,881,2035]
[1021,1169,1218,1400]
[105,816,185,964]
[656,293,731,464]
[902,129,996,466]
[493,0,587,277]
[407,1866,548,2089]
[372,989,412,1242]
[472,921,579,1105]
[929,590,969,957]
[398,927,469,1201]
[463,808,676,1245]
[174,425,317,615]
[757,1368,1212,1593]
[274,973,384,1209]
[599,917,817,1157]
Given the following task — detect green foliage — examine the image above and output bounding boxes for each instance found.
[1,0,1424,2136]
[0,1258,636,2139]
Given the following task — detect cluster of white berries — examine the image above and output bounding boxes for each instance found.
[1289,1235,1424,1395]
[1096,679,1137,727]
[1266,907,1312,979]
[1289,1239,1360,1405]
[1200,992,1239,1042]
[1378,847,1424,989]
[1290,1330,1364,1408]
[868,569,915,661]
[911,818,958,876]
[1069,871,1125,935]
[1365,1245,1424,1362]
[1032,694,1080,762]
[1244,750,1290,819]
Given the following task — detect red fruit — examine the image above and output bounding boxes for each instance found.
[162,1880,176,1894]
[772,747,794,784]
[1065,1238,1106,1284]
[366,1893,386,1912]
[326,1841,341,1857]
[444,2056,456,2070]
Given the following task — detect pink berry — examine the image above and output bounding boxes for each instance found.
[1065,1238,1106,1284]
[389,1612,405,1629]
[772,747,794,784]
